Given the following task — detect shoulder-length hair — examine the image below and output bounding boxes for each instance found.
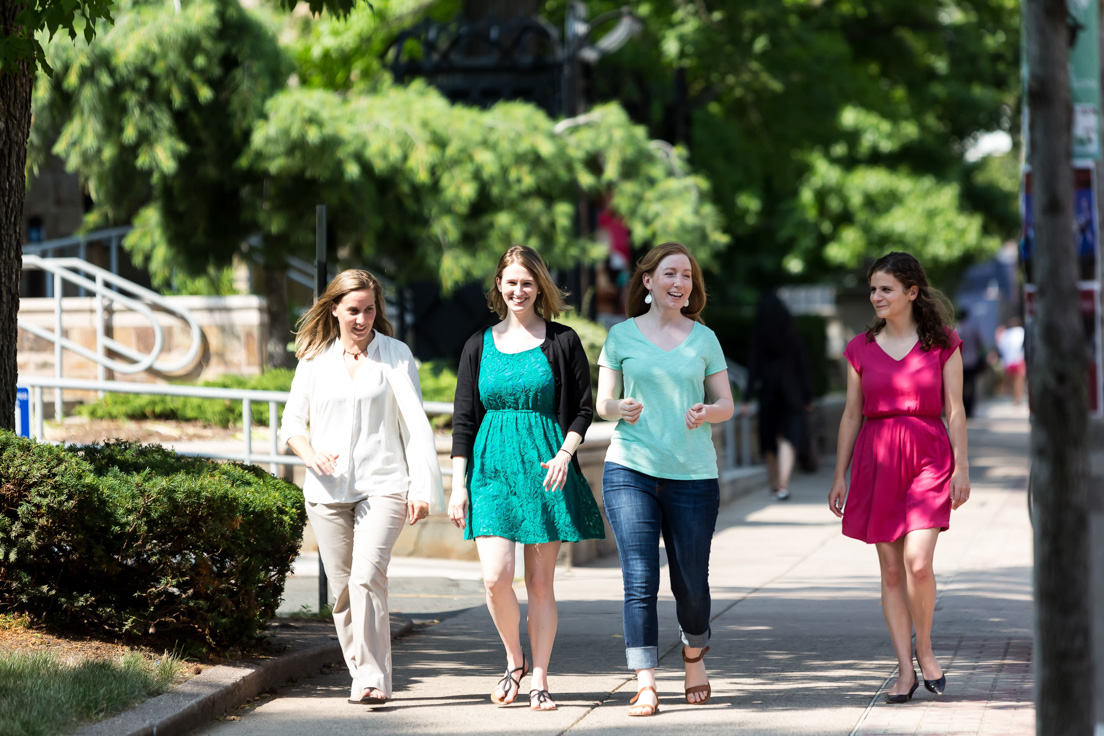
[864,251,952,350]
[625,242,707,322]
[487,245,568,320]
[294,269,394,360]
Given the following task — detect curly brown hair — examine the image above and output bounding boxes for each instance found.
[864,251,952,351]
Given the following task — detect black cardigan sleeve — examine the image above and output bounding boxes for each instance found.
[450,331,485,460]
[562,327,594,440]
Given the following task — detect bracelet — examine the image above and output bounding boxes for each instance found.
[556,448,572,459]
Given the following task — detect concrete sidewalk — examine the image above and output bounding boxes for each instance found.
[175,398,1033,736]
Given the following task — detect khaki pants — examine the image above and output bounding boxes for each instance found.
[305,492,407,697]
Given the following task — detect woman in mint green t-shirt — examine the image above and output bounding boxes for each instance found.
[596,242,734,717]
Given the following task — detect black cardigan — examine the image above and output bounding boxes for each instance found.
[451,321,594,473]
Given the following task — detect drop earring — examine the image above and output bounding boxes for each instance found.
[684,299,690,308]
[644,293,653,305]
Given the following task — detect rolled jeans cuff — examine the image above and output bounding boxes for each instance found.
[681,627,711,650]
[625,646,658,671]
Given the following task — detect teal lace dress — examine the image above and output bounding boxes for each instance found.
[465,330,605,543]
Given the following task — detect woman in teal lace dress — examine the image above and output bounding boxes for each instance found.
[449,246,605,711]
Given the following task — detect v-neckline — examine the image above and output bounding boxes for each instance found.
[630,317,696,354]
[874,337,920,363]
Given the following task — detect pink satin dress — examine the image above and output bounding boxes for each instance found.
[841,329,963,544]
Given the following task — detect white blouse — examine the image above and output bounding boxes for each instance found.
[280,334,442,508]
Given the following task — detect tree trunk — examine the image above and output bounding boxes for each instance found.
[1025,1,1094,733]
[264,265,296,369]
[0,3,35,433]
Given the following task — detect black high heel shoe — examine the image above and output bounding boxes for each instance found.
[923,673,946,695]
[884,670,919,704]
[914,649,946,695]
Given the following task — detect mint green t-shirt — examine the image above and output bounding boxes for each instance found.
[598,319,728,480]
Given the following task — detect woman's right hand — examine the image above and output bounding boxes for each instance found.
[447,489,468,529]
[828,478,847,518]
[305,450,339,476]
[617,397,643,425]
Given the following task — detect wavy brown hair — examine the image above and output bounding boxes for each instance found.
[487,245,568,319]
[864,251,952,350]
[294,269,394,360]
[625,242,707,322]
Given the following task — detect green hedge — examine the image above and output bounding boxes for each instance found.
[0,433,305,649]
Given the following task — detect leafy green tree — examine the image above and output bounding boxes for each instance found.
[544,0,1020,289]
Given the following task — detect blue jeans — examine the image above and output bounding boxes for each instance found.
[602,462,720,670]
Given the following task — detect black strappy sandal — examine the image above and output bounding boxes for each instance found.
[490,658,528,705]
[529,688,558,711]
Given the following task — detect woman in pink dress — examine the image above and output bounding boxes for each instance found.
[828,252,971,704]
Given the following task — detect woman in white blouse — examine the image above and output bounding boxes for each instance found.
[280,269,444,706]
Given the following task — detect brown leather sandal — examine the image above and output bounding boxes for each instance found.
[682,645,712,704]
[628,685,660,716]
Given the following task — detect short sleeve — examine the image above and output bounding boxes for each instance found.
[843,335,863,374]
[704,330,727,375]
[598,327,621,370]
[940,328,963,367]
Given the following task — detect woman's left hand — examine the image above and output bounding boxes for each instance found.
[540,451,571,492]
[685,403,708,430]
[407,500,430,525]
[949,467,971,510]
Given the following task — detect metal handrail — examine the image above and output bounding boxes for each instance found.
[23,226,133,297]
[15,375,455,476]
[19,256,204,419]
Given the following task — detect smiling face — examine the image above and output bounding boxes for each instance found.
[497,262,539,316]
[643,254,693,311]
[869,270,917,322]
[331,288,376,345]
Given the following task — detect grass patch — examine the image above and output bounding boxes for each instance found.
[0,649,182,736]
[279,603,335,621]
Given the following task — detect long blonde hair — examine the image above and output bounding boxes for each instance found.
[294,269,394,359]
[487,245,568,319]
[625,242,707,322]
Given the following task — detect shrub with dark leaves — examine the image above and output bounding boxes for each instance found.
[0,433,305,649]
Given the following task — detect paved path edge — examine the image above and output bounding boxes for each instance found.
[76,617,414,736]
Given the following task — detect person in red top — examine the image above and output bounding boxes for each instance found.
[828,252,971,705]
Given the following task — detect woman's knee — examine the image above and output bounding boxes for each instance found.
[483,569,514,598]
[907,557,935,584]
[881,564,906,589]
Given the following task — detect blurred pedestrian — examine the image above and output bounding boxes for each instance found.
[994,318,1026,405]
[828,252,970,704]
[596,242,733,717]
[956,307,987,418]
[280,269,445,706]
[742,291,814,500]
[448,245,605,711]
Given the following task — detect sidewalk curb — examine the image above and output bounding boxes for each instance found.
[77,616,414,736]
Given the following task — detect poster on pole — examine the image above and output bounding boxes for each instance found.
[1070,0,1101,159]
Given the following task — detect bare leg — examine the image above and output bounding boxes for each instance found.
[903,528,943,680]
[875,540,916,696]
[776,438,796,489]
[524,542,561,709]
[629,667,659,715]
[475,536,525,703]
